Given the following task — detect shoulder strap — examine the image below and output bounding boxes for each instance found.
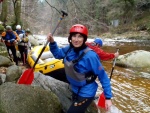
[72,47,92,63]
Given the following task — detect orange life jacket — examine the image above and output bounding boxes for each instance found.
[1,31,20,46]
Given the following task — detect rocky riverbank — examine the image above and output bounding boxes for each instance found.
[91,31,150,40]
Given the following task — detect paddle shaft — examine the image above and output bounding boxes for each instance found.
[109,48,119,80]
[32,11,68,69]
[17,11,68,84]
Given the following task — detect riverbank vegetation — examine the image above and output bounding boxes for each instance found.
[0,0,150,38]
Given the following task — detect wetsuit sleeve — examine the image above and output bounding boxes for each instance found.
[86,42,115,60]
[83,52,112,99]
[96,48,115,60]
[49,41,69,59]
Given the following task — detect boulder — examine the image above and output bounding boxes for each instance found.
[5,65,22,82]
[32,72,99,113]
[0,55,14,66]
[116,50,150,68]
[0,42,4,46]
[0,82,62,113]
[0,73,6,85]
[28,35,39,46]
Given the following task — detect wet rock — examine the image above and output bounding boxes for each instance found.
[28,35,39,46]
[116,50,150,68]
[0,82,61,113]
[0,73,6,85]
[0,42,4,46]
[32,72,98,113]
[0,55,14,66]
[5,65,22,82]
[140,72,150,79]
[0,76,2,85]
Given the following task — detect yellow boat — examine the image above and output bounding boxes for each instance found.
[27,45,65,75]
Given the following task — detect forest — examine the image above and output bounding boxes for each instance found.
[0,0,150,36]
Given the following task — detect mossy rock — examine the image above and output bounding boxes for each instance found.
[0,82,62,113]
[0,25,4,34]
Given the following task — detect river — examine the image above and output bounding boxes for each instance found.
[97,39,150,113]
[36,35,150,113]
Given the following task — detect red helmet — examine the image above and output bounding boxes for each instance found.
[70,24,88,36]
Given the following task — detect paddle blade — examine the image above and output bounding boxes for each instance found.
[97,92,106,108]
[17,69,34,85]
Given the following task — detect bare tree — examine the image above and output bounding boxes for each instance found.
[0,0,8,26]
[12,0,22,25]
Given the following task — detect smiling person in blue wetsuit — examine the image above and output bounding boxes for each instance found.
[47,24,112,113]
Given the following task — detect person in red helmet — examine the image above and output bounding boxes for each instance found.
[47,24,112,113]
[86,38,119,61]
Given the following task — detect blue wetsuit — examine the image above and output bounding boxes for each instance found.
[49,42,112,113]
[15,30,25,35]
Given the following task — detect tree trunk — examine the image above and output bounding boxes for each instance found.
[14,0,21,25]
[0,0,8,26]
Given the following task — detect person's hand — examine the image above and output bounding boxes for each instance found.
[47,33,54,43]
[114,52,119,58]
[105,99,112,111]
[13,40,17,44]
